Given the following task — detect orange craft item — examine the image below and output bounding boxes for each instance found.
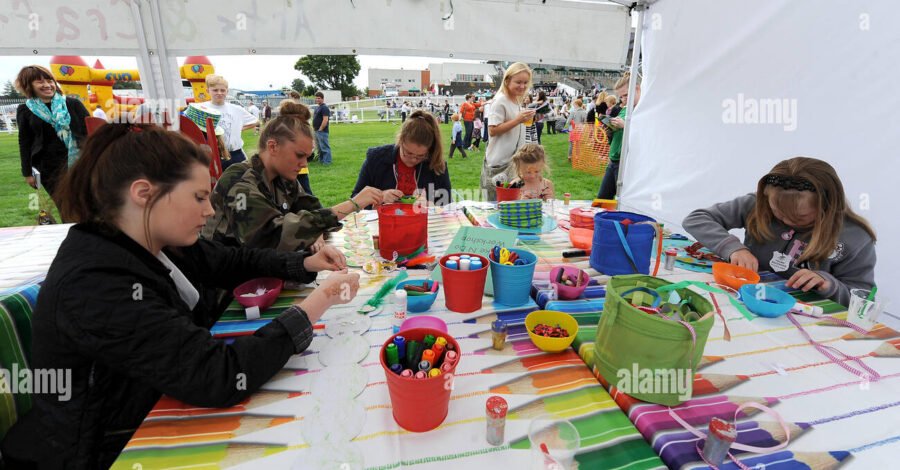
[712,262,761,291]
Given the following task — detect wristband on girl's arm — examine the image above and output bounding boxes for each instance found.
[350,198,362,212]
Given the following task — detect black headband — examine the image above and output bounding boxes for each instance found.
[763,174,816,192]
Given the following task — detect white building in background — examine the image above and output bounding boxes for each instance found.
[367,68,428,97]
[426,63,498,88]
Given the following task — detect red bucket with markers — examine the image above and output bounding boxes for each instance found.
[439,253,489,313]
[378,203,428,260]
[381,328,462,432]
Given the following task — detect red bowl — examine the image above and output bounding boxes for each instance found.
[233,277,283,310]
[549,266,591,300]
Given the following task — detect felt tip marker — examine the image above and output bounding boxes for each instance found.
[401,369,413,378]
[393,336,407,361]
[431,343,444,364]
[418,360,432,372]
[440,362,454,373]
[385,343,400,366]
[406,340,419,367]
[435,337,448,347]
[428,368,442,378]
[445,350,459,365]
[422,349,435,365]
[414,371,427,379]
[389,363,403,375]
[423,334,436,349]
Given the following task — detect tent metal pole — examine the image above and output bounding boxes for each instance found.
[617,2,646,202]
[129,0,159,102]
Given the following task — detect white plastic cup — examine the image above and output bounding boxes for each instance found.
[528,413,580,470]
[847,288,889,332]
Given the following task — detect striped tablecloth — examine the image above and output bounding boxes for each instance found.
[113,202,666,469]
[0,224,72,294]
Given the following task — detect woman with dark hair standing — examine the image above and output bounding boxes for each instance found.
[14,65,89,207]
[353,110,452,207]
[0,124,360,468]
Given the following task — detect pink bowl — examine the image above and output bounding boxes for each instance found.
[400,315,448,334]
[549,266,591,300]
[233,277,283,310]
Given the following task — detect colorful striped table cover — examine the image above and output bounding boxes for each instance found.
[113,202,665,469]
[571,273,900,469]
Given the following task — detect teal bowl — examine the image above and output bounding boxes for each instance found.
[739,284,795,318]
[396,279,439,313]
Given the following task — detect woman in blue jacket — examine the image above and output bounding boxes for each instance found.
[352,110,452,208]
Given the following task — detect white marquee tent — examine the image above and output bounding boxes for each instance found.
[2,0,896,315]
[617,0,900,317]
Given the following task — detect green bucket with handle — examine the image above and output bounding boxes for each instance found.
[593,275,715,406]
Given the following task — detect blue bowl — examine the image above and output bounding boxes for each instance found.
[396,279,439,313]
[739,284,796,318]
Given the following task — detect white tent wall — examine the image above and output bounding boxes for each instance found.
[0,0,631,68]
[619,0,900,314]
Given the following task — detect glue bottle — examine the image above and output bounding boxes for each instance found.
[393,289,407,334]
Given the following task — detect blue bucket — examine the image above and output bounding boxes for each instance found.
[489,248,538,306]
[590,211,657,275]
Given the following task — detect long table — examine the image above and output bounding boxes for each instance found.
[111,202,667,469]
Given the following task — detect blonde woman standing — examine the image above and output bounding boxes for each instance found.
[480,62,535,201]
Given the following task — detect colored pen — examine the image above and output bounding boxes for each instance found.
[390,363,402,375]
[428,368,442,378]
[393,336,407,362]
[445,350,459,365]
[431,343,444,365]
[413,340,426,365]
[440,362,454,373]
[435,337,448,347]
[401,369,413,378]
[414,371,427,379]
[422,349,435,365]
[424,334,436,348]
[406,340,419,368]
[385,343,400,366]
[444,342,456,352]
[418,360,432,372]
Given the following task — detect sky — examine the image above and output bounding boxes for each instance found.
[0,54,484,93]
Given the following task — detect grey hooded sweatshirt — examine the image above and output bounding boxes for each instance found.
[683,193,876,306]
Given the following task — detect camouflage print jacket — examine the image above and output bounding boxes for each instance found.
[202,154,341,251]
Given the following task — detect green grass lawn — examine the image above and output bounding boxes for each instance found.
[0,122,601,227]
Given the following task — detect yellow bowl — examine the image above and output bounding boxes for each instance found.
[525,310,579,353]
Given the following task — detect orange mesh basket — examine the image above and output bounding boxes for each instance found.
[571,121,611,176]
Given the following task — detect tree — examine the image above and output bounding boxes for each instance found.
[2,80,24,98]
[303,85,317,97]
[291,78,306,93]
[294,55,360,98]
[112,80,142,90]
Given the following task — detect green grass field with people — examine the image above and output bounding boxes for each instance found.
[0,121,602,227]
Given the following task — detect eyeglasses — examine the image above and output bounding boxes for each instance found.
[401,145,429,162]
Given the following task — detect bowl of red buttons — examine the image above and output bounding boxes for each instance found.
[233,278,283,310]
[525,310,579,353]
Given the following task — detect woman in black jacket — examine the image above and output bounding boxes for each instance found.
[0,124,360,469]
[14,65,89,206]
[352,110,452,208]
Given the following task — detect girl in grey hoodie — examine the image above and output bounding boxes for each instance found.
[683,157,876,306]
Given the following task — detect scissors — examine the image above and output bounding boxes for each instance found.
[498,248,513,265]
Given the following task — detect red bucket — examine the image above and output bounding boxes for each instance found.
[439,253,488,313]
[381,327,461,432]
[378,203,428,259]
[496,186,521,202]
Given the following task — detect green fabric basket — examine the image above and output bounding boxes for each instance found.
[593,275,714,406]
